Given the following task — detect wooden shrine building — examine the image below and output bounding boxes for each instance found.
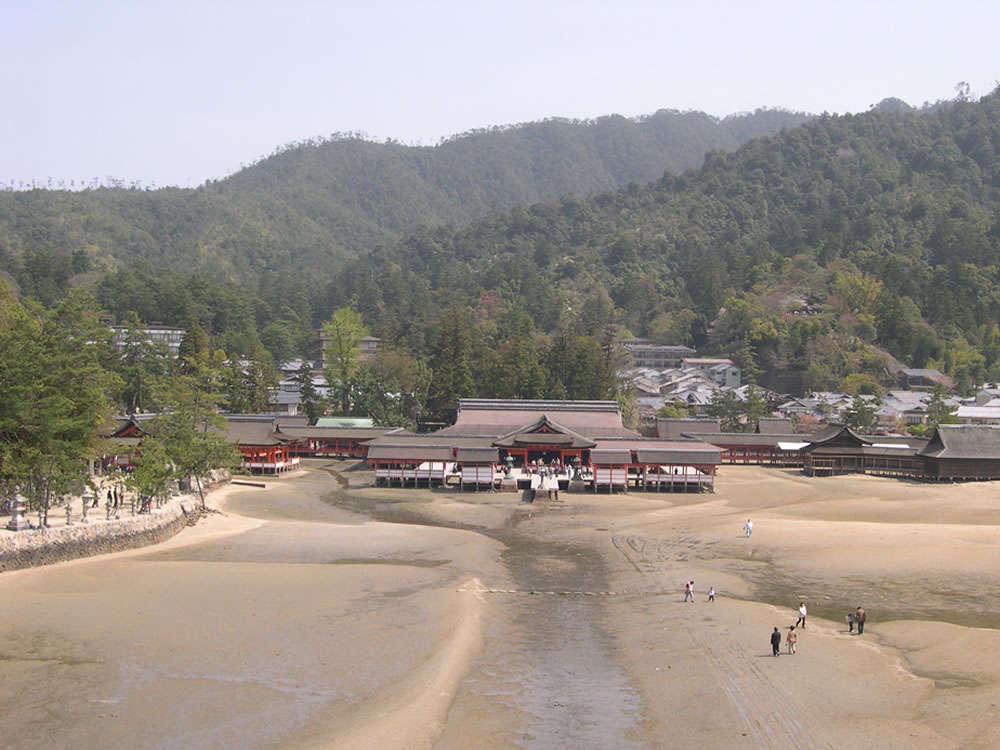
[364,399,721,492]
[220,416,300,474]
[799,423,925,477]
[920,424,1000,480]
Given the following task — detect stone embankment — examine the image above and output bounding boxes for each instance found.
[0,473,230,573]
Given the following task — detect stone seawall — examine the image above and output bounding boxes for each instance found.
[0,500,192,573]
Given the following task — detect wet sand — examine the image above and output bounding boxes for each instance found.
[2,462,999,749]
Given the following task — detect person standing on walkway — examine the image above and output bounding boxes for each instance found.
[684,580,695,602]
[856,606,866,634]
[744,518,753,537]
[786,626,797,654]
[795,602,807,629]
[707,586,715,602]
[770,627,782,656]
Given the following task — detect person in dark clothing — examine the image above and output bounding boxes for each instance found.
[770,627,782,656]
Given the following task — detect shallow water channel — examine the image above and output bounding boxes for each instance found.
[331,479,648,748]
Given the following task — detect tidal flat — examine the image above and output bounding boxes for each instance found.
[2,461,999,749]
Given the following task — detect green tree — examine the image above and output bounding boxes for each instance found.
[742,385,769,429]
[839,373,883,397]
[656,402,689,418]
[322,306,368,415]
[177,313,210,370]
[707,389,744,432]
[842,395,880,433]
[924,384,959,432]
[427,305,476,422]
[154,356,240,507]
[223,357,278,414]
[0,288,118,525]
[126,437,174,506]
[355,349,431,428]
[117,311,169,413]
[296,365,325,423]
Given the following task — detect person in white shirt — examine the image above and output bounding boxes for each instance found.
[795,602,807,629]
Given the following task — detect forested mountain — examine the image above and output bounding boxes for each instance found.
[318,89,1000,396]
[0,107,808,297]
[5,91,1000,415]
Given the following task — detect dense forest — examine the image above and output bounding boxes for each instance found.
[319,89,1000,399]
[0,107,807,295]
[3,91,1000,422]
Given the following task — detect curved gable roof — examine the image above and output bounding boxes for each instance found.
[493,414,597,449]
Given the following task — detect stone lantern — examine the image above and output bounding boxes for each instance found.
[6,493,30,531]
[81,488,93,523]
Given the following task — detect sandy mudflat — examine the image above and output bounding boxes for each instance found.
[2,462,999,749]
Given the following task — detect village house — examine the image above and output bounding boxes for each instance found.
[111,323,186,358]
[620,339,696,369]
[897,368,954,390]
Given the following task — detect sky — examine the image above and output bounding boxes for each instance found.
[2,0,997,189]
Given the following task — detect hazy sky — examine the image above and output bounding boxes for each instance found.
[3,0,997,188]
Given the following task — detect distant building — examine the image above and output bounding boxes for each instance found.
[621,339,696,369]
[317,332,381,368]
[955,405,1000,425]
[897,368,953,391]
[111,324,185,358]
[358,335,381,363]
[681,358,741,389]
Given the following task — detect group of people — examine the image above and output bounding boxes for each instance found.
[847,606,867,634]
[771,626,798,655]
[95,486,123,509]
[683,581,715,602]
[771,602,868,656]
[771,602,807,656]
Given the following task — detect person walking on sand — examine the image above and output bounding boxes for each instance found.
[684,580,695,602]
[786,626,797,654]
[770,627,782,656]
[744,518,753,537]
[856,606,866,634]
[795,602,807,629]
[707,586,715,602]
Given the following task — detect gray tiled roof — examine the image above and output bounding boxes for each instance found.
[455,447,500,464]
[920,424,1000,459]
[756,417,795,435]
[278,426,401,440]
[635,441,721,465]
[657,418,720,438]
[367,443,455,462]
[591,448,633,464]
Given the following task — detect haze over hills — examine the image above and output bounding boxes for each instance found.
[0,107,809,291]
